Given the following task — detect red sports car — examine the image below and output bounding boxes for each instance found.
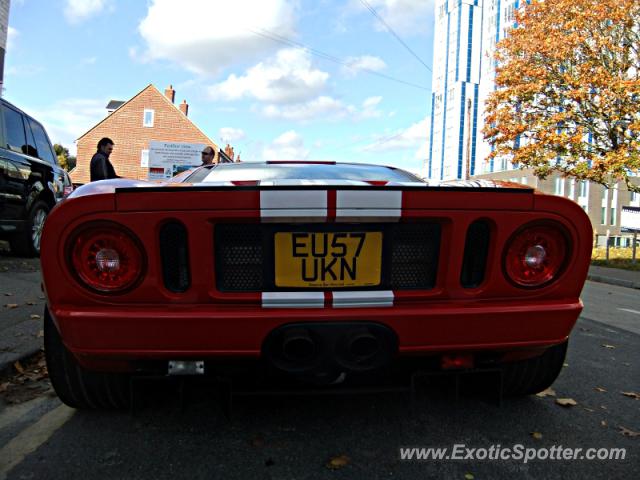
[40,162,592,409]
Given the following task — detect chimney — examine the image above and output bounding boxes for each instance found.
[179,99,189,117]
[164,85,175,103]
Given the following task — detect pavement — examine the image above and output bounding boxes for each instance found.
[0,250,639,376]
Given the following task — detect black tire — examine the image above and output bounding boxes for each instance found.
[44,307,131,409]
[501,341,568,396]
[10,200,50,257]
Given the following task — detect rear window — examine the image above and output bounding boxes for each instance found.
[188,163,422,183]
[27,118,56,165]
[3,106,26,154]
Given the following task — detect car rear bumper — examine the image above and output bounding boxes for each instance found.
[50,299,582,360]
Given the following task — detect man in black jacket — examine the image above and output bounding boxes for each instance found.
[90,137,119,181]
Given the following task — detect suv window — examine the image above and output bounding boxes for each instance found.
[3,106,27,154]
[28,118,56,165]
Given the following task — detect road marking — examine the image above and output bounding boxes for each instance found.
[0,404,74,479]
[0,397,46,431]
[617,308,640,315]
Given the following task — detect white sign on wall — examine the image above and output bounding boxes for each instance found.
[148,141,205,180]
[621,206,640,233]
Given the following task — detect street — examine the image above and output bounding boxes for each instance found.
[0,262,638,479]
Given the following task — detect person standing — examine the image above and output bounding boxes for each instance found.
[90,137,120,181]
[201,146,216,165]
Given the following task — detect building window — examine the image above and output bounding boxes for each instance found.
[554,177,564,196]
[610,207,616,226]
[579,180,587,198]
[143,109,155,127]
[140,149,149,167]
[601,207,606,225]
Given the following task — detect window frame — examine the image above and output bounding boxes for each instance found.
[143,109,155,128]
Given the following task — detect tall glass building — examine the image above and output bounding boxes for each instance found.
[427,0,518,181]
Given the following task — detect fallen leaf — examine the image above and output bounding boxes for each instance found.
[622,362,631,367]
[563,363,569,367]
[38,295,45,300]
[595,387,607,393]
[619,426,640,437]
[26,301,36,306]
[36,330,44,338]
[250,435,265,448]
[327,455,350,470]
[465,474,475,480]
[0,382,9,393]
[601,405,608,410]
[530,432,543,440]
[583,407,595,412]
[5,303,18,309]
[556,398,577,407]
[30,314,41,320]
[536,388,556,398]
[621,392,640,400]
[4,293,13,296]
[601,421,607,427]
[602,344,616,349]
[13,361,24,374]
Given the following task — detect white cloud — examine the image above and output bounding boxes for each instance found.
[362,116,429,154]
[262,95,383,122]
[348,0,434,36]
[5,64,44,77]
[263,130,309,160]
[209,48,329,104]
[137,0,297,75]
[81,56,97,65]
[342,55,387,77]
[7,26,18,51]
[23,98,108,156]
[262,96,348,121]
[219,127,246,142]
[64,0,113,25]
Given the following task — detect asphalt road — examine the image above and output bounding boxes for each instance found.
[0,281,638,480]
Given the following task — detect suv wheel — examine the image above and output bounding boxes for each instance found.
[10,200,49,257]
[44,307,131,409]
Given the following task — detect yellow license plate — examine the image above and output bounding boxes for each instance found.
[275,232,382,288]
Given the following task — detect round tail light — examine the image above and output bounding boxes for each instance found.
[504,223,569,288]
[68,223,145,293]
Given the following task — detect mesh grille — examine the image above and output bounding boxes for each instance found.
[390,223,441,289]
[216,224,264,291]
[159,222,190,293]
[460,221,491,288]
[216,223,442,292]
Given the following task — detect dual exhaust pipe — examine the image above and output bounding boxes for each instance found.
[264,322,397,377]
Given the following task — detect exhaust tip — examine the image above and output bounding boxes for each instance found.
[282,328,317,363]
[348,334,380,361]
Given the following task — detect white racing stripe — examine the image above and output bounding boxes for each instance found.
[262,292,325,308]
[336,190,402,221]
[260,190,327,222]
[332,291,394,308]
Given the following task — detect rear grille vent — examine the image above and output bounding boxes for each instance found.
[215,223,440,292]
[460,220,491,288]
[215,224,264,291]
[390,223,441,290]
[159,222,191,293]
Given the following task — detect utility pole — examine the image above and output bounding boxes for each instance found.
[465,98,472,180]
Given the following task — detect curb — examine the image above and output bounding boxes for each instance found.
[0,345,43,378]
[587,274,640,290]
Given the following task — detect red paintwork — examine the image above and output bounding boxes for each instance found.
[41,173,593,372]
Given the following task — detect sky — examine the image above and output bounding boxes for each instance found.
[5,0,435,175]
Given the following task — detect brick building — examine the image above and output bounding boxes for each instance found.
[71,84,227,184]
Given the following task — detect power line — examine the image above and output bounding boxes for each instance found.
[247,27,429,92]
[358,0,432,73]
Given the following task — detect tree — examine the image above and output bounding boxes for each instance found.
[54,143,76,171]
[483,0,640,192]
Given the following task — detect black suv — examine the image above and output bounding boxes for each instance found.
[0,99,72,256]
